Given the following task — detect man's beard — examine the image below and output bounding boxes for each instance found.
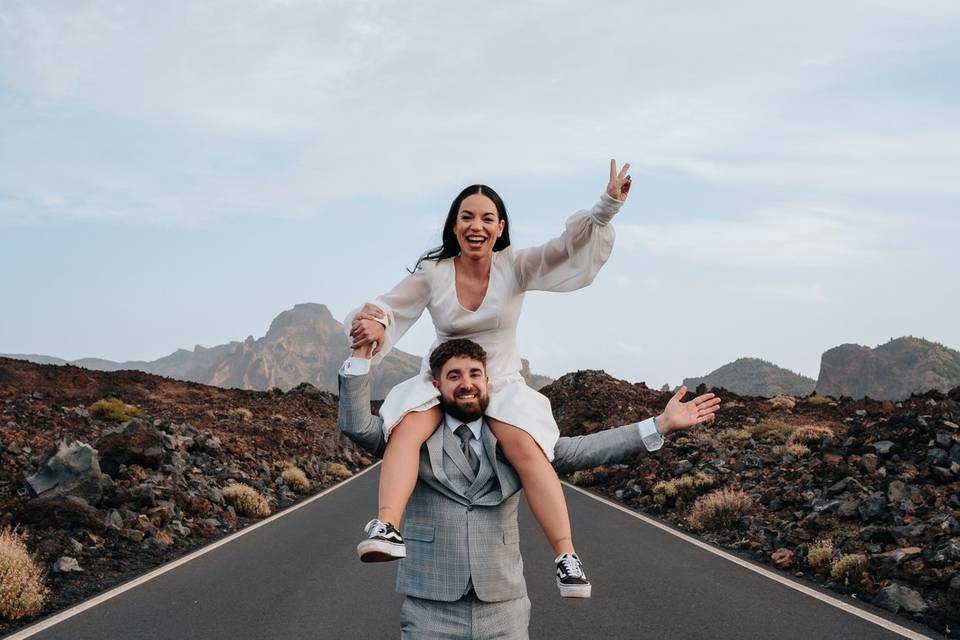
[439,388,490,423]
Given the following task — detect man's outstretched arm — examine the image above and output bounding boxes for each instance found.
[337,355,387,458]
[552,385,720,473]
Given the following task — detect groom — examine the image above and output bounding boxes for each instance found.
[338,338,720,639]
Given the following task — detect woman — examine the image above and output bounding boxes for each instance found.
[348,159,632,598]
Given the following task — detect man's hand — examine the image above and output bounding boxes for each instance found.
[656,386,720,436]
[350,304,386,355]
[606,159,632,202]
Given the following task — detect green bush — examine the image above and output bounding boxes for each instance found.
[830,554,867,585]
[653,473,714,507]
[88,397,143,422]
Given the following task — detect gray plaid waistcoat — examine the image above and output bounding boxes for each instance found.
[337,371,649,603]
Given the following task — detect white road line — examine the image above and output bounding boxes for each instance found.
[562,481,939,640]
[3,462,382,640]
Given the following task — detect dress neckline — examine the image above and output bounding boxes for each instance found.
[452,254,494,314]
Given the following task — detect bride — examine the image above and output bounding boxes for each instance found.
[347,159,633,598]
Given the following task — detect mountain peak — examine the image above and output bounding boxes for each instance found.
[683,358,816,397]
[265,303,339,340]
[817,335,960,400]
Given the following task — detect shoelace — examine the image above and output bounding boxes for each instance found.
[366,519,389,537]
[559,555,583,577]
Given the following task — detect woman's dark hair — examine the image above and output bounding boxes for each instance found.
[409,184,510,273]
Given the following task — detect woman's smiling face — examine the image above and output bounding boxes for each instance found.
[455,193,504,259]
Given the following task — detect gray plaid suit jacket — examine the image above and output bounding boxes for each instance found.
[338,371,654,603]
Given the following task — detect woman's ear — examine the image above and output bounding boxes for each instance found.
[497,220,505,237]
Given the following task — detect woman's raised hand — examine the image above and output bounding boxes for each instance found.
[606,159,632,202]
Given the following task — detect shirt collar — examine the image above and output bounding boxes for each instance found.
[444,413,483,440]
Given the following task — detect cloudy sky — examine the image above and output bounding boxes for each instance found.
[1,0,958,388]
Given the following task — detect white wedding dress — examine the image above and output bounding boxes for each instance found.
[345,192,624,460]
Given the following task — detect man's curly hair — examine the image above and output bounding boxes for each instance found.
[429,339,487,379]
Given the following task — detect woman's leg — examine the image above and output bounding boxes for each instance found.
[377,405,442,527]
[487,418,575,556]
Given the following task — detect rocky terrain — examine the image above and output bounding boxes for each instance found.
[683,357,817,398]
[817,336,960,401]
[3,354,959,637]
[0,356,374,636]
[541,371,960,637]
[3,302,552,399]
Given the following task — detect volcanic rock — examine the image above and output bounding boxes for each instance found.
[15,496,106,531]
[873,583,928,614]
[24,440,106,504]
[95,419,165,476]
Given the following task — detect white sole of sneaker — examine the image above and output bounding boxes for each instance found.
[357,539,406,563]
[557,579,592,598]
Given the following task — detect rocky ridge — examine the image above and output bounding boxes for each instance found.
[683,357,817,398]
[817,336,960,401]
[2,302,553,399]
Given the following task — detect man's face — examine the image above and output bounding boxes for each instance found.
[433,355,490,423]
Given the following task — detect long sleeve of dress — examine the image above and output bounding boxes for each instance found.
[343,263,431,365]
[511,192,624,292]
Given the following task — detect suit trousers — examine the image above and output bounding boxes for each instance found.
[400,590,531,640]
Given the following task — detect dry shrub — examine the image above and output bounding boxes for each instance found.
[830,554,867,585]
[325,463,353,481]
[744,419,796,441]
[228,407,253,422]
[688,488,753,531]
[223,483,271,518]
[787,425,834,445]
[88,397,142,422]
[653,473,715,507]
[0,526,50,620]
[769,395,797,409]
[570,470,596,486]
[805,395,834,405]
[281,466,310,493]
[807,538,834,572]
[772,443,810,458]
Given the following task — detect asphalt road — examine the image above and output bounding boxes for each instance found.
[9,465,943,640]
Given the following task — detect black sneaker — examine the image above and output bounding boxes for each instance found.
[555,553,591,598]
[357,518,406,562]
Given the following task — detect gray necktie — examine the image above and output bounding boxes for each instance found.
[454,424,481,476]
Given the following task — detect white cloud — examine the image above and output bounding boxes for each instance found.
[618,205,875,268]
[2,1,960,225]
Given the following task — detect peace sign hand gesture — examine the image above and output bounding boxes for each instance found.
[606,159,632,203]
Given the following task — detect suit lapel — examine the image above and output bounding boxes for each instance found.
[480,422,500,481]
[465,437,493,499]
[480,421,521,496]
[442,424,477,482]
[426,425,451,489]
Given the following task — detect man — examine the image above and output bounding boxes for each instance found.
[338,339,720,639]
